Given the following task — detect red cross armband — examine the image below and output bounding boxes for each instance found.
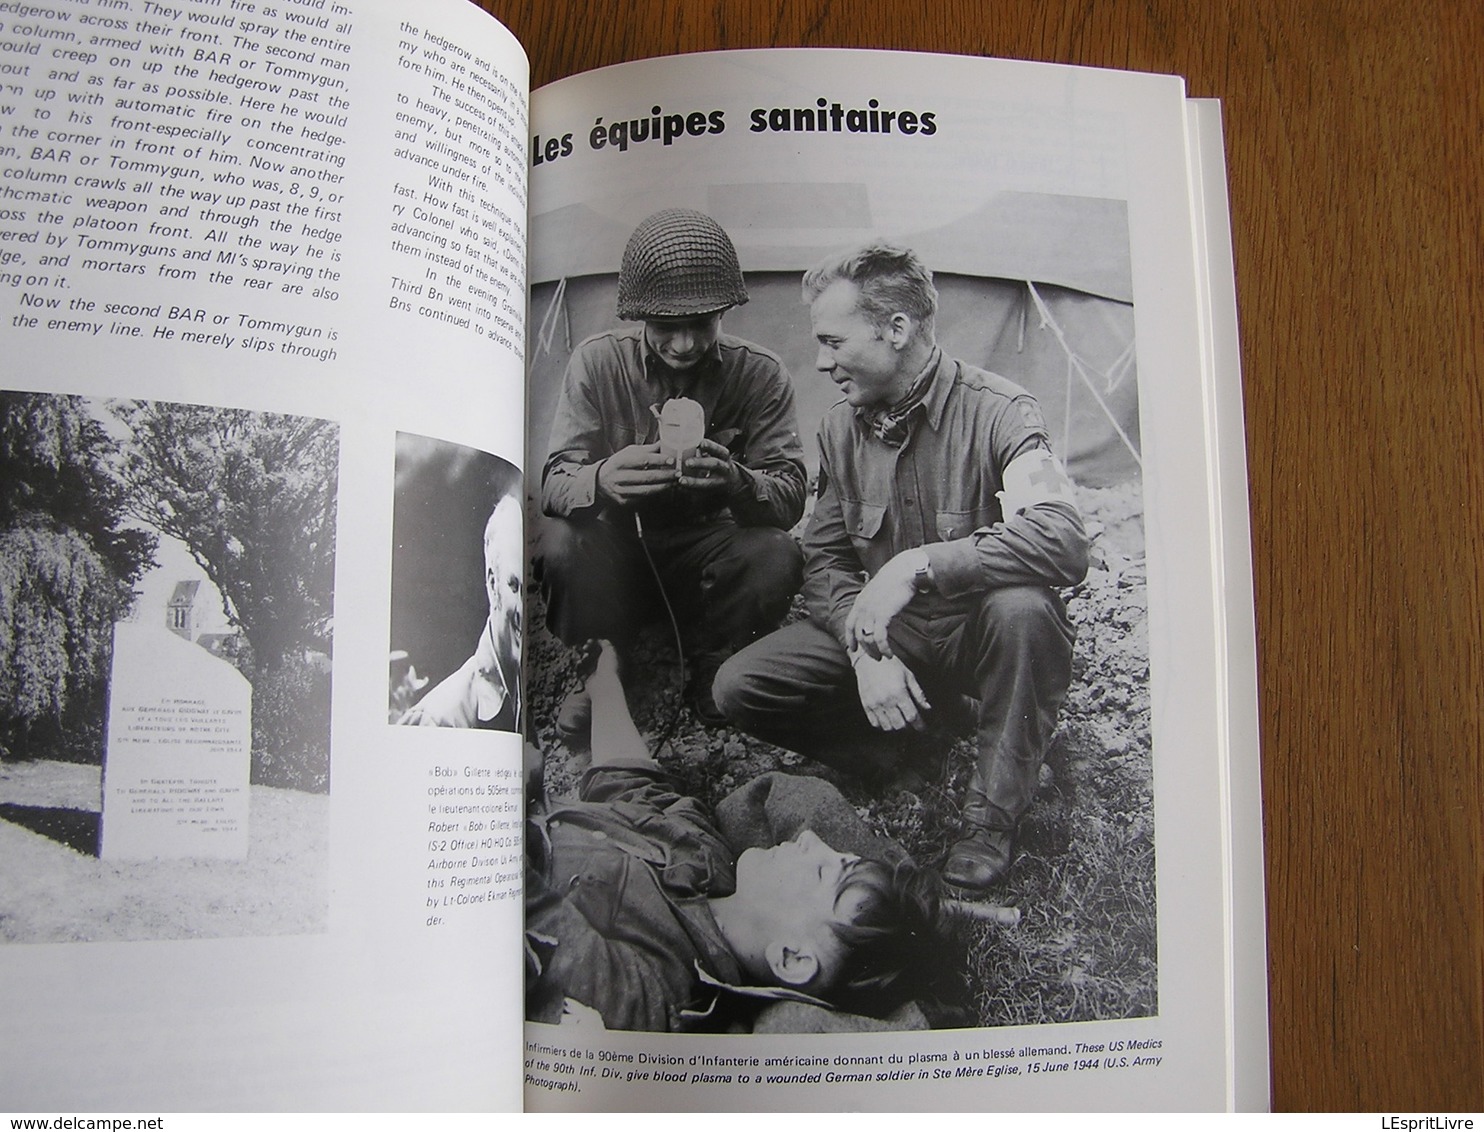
[998,448,1075,517]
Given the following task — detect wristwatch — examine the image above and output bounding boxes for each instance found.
[910,548,933,593]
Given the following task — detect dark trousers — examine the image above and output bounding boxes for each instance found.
[535,514,803,654]
[713,586,1075,828]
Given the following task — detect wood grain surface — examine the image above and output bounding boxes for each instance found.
[478,0,1484,1110]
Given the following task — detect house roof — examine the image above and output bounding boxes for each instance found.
[168,580,201,605]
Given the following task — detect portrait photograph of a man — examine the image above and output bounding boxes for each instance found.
[389,433,523,734]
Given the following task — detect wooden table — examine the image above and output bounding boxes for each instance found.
[482,0,1484,1110]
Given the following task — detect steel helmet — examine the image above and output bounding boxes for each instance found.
[616,208,749,320]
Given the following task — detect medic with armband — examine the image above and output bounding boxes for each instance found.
[713,242,1090,891]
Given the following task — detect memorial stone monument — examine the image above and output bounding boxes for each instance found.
[99,622,253,861]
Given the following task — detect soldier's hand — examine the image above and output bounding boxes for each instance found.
[596,443,676,504]
[846,550,923,659]
[558,998,607,1028]
[852,652,931,732]
[677,437,741,493]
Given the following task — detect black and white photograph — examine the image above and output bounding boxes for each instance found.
[0,390,339,943]
[389,433,524,733]
[522,190,1151,1032]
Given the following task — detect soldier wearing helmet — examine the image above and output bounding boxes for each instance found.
[537,208,806,736]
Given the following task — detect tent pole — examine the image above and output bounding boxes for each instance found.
[1027,280,1142,470]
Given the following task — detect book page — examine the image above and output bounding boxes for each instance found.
[521,49,1258,1111]
[1186,96,1269,1112]
[0,0,529,1111]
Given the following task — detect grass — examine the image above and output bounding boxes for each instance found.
[0,758,329,943]
[527,481,1156,1030]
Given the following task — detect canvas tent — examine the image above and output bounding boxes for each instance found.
[527,189,1141,489]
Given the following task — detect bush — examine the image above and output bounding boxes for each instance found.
[250,655,332,793]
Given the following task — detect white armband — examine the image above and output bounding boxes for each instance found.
[998,448,1075,517]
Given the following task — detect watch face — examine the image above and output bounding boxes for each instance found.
[913,557,932,591]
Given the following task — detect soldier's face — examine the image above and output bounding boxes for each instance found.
[734,829,859,957]
[737,829,857,898]
[810,280,909,408]
[644,312,722,372]
[485,538,521,662]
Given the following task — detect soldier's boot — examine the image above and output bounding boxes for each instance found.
[684,646,730,729]
[942,768,1017,891]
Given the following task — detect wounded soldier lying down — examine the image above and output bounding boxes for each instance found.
[524,643,941,1033]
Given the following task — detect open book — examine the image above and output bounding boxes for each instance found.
[0,0,1266,1112]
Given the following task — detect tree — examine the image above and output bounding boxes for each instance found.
[0,393,156,760]
[113,403,339,791]
[113,402,339,672]
[0,392,156,589]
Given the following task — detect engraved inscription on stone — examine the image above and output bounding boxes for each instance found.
[100,622,252,861]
